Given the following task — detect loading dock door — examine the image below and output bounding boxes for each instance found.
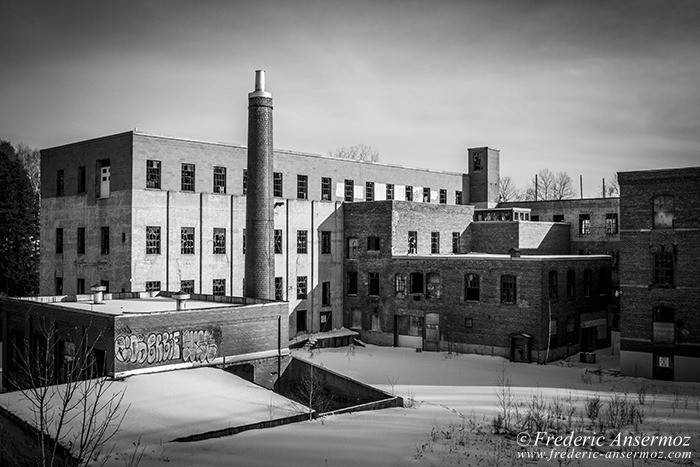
[424,313,440,352]
[510,333,531,363]
[394,315,423,349]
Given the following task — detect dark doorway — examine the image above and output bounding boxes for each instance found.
[226,363,255,383]
[580,327,597,352]
[320,311,332,333]
[510,334,531,363]
[296,310,307,334]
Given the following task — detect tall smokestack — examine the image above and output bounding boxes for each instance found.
[244,70,275,300]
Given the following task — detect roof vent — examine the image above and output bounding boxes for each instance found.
[509,247,521,258]
[172,291,191,311]
[90,284,107,304]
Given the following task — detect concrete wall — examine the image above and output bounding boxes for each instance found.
[469,221,570,254]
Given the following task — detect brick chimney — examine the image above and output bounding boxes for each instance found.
[244,70,275,300]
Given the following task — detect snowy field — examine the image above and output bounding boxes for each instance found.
[3,345,700,466]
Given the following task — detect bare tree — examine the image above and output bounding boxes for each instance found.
[498,176,520,202]
[295,365,334,420]
[599,173,620,198]
[524,169,576,200]
[551,171,576,200]
[6,319,128,467]
[328,144,379,162]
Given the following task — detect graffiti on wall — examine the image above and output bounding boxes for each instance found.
[115,328,219,366]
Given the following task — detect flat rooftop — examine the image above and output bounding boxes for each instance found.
[393,253,611,261]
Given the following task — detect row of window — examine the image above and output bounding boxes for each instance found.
[55,277,109,295]
[346,232,462,257]
[569,213,619,235]
[347,269,607,303]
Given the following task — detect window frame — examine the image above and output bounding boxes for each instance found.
[181,227,195,255]
[181,163,195,192]
[100,226,110,255]
[605,213,618,234]
[213,166,227,194]
[500,274,516,304]
[344,179,354,202]
[297,276,308,299]
[146,226,161,255]
[213,228,226,255]
[465,273,480,301]
[578,214,591,235]
[212,278,226,296]
[405,185,413,201]
[368,272,380,296]
[297,174,308,199]
[430,231,440,254]
[274,229,283,254]
[321,231,331,254]
[146,160,161,189]
[386,183,394,200]
[273,172,283,197]
[297,230,308,254]
[321,177,332,201]
[365,181,374,201]
[439,189,447,204]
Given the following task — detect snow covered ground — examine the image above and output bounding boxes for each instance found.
[4,346,700,466]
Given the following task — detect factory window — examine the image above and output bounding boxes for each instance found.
[365,181,374,201]
[426,273,441,299]
[181,227,194,255]
[367,236,380,251]
[605,213,618,234]
[213,279,226,296]
[274,229,283,254]
[653,306,674,343]
[347,271,358,295]
[473,152,483,172]
[395,273,407,298]
[553,214,564,222]
[583,269,592,297]
[297,310,307,333]
[430,232,440,254]
[146,160,161,189]
[213,228,226,254]
[78,166,86,193]
[653,195,674,229]
[347,237,358,259]
[452,232,460,254]
[297,276,308,299]
[274,172,283,197]
[56,170,64,196]
[455,190,462,205]
[344,179,354,202]
[368,272,380,296]
[408,231,417,254]
[321,231,331,254]
[145,281,161,292]
[297,174,308,199]
[423,187,431,203]
[56,228,64,254]
[297,230,308,254]
[548,271,558,303]
[100,227,110,255]
[242,229,246,254]
[405,185,413,201]
[322,281,331,306]
[55,277,63,295]
[181,163,195,192]
[500,275,516,304]
[213,166,227,194]
[146,226,161,254]
[275,277,283,300]
[76,278,85,294]
[386,183,394,200]
[653,248,675,287]
[465,273,480,301]
[578,214,590,235]
[566,270,576,298]
[180,280,194,294]
[242,169,247,195]
[321,177,332,201]
[410,272,424,294]
[439,189,447,204]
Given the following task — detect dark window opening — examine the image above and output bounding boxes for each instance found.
[583,269,592,297]
[549,271,558,303]
[78,166,86,193]
[100,227,109,255]
[455,191,462,205]
[501,275,516,304]
[344,179,354,202]
[321,231,331,254]
[181,280,194,294]
[243,169,247,195]
[55,277,63,295]
[386,184,394,200]
[367,236,381,251]
[408,231,417,254]
[274,172,283,197]
[439,189,447,204]
[213,279,225,296]
[452,232,460,254]
[368,272,380,296]
[322,281,331,306]
[410,272,424,294]
[366,181,374,201]
[347,271,358,295]
[405,185,413,201]
[465,273,479,301]
[296,310,307,333]
[431,232,440,254]
[56,228,63,254]
[553,214,564,222]
[56,169,64,196]
[566,270,575,298]
[77,278,85,294]
[275,277,283,300]
[653,248,674,286]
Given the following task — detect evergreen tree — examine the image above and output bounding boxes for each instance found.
[0,140,40,296]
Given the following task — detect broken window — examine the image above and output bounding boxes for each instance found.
[500,275,516,304]
[181,163,195,192]
[465,273,479,301]
[408,231,417,254]
[423,187,431,203]
[553,214,564,222]
[243,169,247,195]
[605,213,618,234]
[147,160,161,189]
[439,189,447,204]
[347,271,358,295]
[297,174,308,199]
[367,236,380,251]
[578,214,590,235]
[472,152,483,171]
[180,280,194,294]
[431,232,440,254]
[181,227,194,255]
[273,172,283,197]
[146,281,161,292]
[426,273,441,299]
[212,279,225,296]
[395,273,407,298]
[213,166,226,194]
[213,228,226,254]
[275,277,283,300]
[653,195,674,228]
[410,272,424,294]
[321,177,332,201]
[344,179,354,202]
[386,183,394,200]
[405,185,413,201]
[146,226,161,254]
[242,229,246,254]
[297,276,308,299]
[322,281,331,306]
[455,190,462,205]
[297,230,308,254]
[274,229,283,254]
[368,272,380,296]
[365,181,374,201]
[321,231,331,254]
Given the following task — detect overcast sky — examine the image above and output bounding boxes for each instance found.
[2,0,698,196]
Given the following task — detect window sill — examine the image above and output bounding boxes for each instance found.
[465,299,480,303]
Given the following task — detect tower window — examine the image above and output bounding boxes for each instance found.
[473,152,483,172]
[213,166,226,194]
[297,175,308,199]
[273,172,283,197]
[181,163,195,192]
[147,160,161,189]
